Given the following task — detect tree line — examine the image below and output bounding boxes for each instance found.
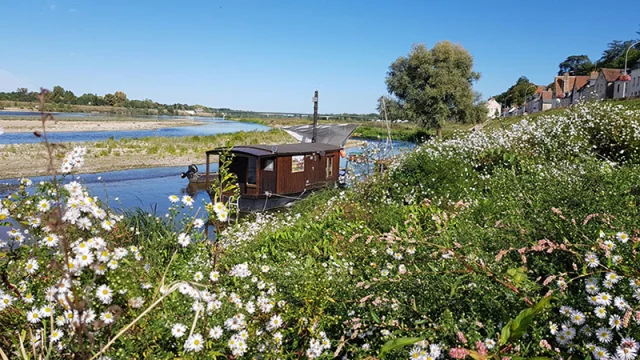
[495,27,640,108]
[0,86,215,114]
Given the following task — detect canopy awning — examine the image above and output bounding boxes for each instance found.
[281,124,360,147]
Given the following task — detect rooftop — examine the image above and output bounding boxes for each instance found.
[206,143,342,157]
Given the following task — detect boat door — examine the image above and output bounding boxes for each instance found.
[305,154,323,187]
[261,158,277,194]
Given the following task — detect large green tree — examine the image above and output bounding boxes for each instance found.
[494,76,538,108]
[385,42,483,136]
[114,91,128,107]
[597,39,640,69]
[558,55,594,75]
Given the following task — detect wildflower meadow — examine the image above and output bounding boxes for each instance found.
[3,100,640,359]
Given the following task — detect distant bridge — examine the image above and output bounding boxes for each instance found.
[219,110,374,120]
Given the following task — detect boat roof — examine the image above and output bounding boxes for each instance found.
[206,143,342,157]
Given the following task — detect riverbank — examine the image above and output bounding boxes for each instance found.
[0,129,366,179]
[229,116,430,142]
[0,117,201,133]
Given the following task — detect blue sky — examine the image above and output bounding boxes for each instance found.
[0,0,639,114]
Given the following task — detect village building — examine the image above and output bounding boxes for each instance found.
[593,68,624,100]
[614,66,640,98]
[629,67,640,97]
[553,73,590,108]
[575,71,599,103]
[486,98,501,118]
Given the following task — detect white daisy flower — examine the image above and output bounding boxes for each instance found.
[209,326,223,339]
[100,311,115,324]
[42,234,59,248]
[171,323,187,338]
[50,329,63,343]
[213,202,225,214]
[594,306,607,319]
[570,311,586,325]
[39,304,54,318]
[25,259,39,274]
[178,233,191,247]
[609,314,623,330]
[605,272,621,284]
[596,292,612,306]
[267,314,283,331]
[184,333,204,352]
[595,327,612,343]
[37,200,51,212]
[616,232,629,243]
[217,211,229,222]
[96,285,113,304]
[27,308,41,323]
[181,195,194,207]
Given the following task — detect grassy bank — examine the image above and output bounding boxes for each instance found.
[0,129,295,179]
[214,101,640,359]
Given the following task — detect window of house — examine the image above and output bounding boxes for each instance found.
[617,84,620,93]
[326,156,334,178]
[247,157,257,185]
[263,159,274,171]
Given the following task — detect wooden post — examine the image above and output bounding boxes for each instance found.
[312,89,318,143]
[205,153,210,191]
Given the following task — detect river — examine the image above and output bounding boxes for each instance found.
[0,111,270,144]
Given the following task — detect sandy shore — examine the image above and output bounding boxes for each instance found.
[0,118,201,133]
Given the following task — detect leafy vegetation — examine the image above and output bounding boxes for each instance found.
[383,42,487,136]
[3,101,640,359]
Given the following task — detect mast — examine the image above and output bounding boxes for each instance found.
[312,89,318,143]
[381,97,393,153]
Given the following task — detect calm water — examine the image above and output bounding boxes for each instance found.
[0,164,215,216]
[0,141,413,213]
[0,115,270,144]
[0,110,218,120]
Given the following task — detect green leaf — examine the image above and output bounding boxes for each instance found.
[468,350,488,360]
[370,308,381,324]
[305,256,314,269]
[531,296,551,314]
[449,275,467,297]
[379,337,422,359]
[500,320,512,345]
[528,357,552,360]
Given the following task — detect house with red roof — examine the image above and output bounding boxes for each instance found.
[594,68,624,100]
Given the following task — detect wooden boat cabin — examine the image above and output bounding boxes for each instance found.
[205,143,342,211]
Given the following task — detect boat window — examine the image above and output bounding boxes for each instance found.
[247,157,257,185]
[292,155,304,173]
[263,159,274,171]
[326,156,334,178]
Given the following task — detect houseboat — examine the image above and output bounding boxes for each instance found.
[205,143,342,212]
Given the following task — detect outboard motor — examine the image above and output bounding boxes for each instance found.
[180,164,199,179]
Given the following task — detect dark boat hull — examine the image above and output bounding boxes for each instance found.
[187,172,217,184]
[214,189,317,212]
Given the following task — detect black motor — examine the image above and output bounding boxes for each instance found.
[180,164,199,179]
